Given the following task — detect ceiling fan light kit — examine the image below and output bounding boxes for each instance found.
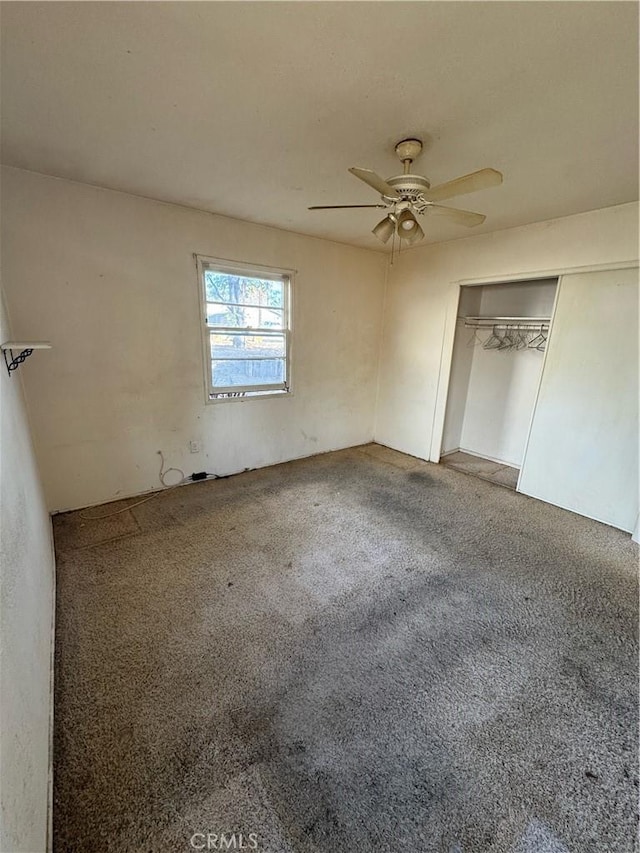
[372,214,396,244]
[308,137,503,247]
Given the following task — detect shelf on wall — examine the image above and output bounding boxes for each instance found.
[1,341,52,376]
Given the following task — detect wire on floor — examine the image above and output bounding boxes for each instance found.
[77,452,218,521]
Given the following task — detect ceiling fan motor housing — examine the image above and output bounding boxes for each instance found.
[385,174,431,200]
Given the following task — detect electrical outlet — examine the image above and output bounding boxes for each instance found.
[189,440,202,454]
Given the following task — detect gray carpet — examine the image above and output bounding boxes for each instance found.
[52,444,639,853]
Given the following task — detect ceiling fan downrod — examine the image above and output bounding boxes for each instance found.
[394,138,423,175]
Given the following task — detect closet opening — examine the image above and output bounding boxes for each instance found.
[440,277,558,490]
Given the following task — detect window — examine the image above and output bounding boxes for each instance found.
[197,256,292,401]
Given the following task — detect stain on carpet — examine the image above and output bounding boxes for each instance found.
[52,446,638,852]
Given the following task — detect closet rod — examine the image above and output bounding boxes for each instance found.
[463,315,551,323]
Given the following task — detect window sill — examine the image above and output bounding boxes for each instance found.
[206,389,293,405]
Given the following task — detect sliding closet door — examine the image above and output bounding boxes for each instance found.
[518,268,638,531]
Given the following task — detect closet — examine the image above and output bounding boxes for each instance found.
[439,267,638,534]
[441,278,558,487]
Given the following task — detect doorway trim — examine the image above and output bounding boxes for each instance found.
[428,259,639,465]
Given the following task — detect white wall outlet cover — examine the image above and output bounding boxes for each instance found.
[189,440,202,453]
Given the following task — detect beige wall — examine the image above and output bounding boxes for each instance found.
[0,292,55,853]
[1,167,387,511]
[375,201,639,461]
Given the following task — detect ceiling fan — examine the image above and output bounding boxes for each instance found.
[309,138,503,245]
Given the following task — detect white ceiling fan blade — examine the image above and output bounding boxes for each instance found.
[348,167,400,198]
[423,168,502,202]
[308,204,387,210]
[428,204,486,227]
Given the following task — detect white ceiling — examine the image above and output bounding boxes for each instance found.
[1,2,638,251]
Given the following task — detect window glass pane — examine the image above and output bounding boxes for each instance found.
[211,358,285,388]
[204,271,284,309]
[210,332,285,360]
[206,303,284,330]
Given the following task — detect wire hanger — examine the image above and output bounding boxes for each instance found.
[497,326,514,350]
[483,325,503,350]
[527,328,546,349]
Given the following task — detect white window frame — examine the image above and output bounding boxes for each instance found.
[196,255,293,403]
